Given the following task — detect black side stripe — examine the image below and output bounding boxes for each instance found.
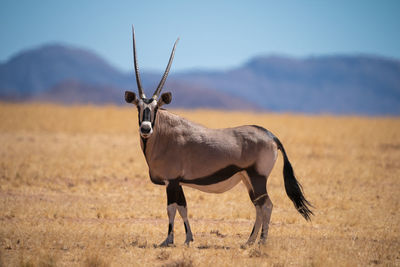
[180,165,245,186]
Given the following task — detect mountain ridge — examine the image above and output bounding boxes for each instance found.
[1,43,400,115]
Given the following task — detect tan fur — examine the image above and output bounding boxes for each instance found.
[142,109,277,191]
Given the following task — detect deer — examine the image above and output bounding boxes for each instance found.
[125,26,313,247]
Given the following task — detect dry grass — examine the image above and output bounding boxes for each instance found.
[0,102,399,266]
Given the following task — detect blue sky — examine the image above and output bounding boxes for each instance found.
[1,1,399,72]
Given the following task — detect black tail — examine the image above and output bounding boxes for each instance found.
[273,137,314,221]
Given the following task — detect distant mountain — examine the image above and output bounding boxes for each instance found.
[175,55,400,115]
[1,43,400,115]
[33,80,125,105]
[0,44,132,99]
[33,79,258,109]
[162,80,259,110]
[0,44,254,110]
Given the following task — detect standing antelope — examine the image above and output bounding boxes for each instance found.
[125,27,313,247]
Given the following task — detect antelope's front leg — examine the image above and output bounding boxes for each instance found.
[158,203,176,247]
[159,184,177,247]
[177,201,194,245]
[159,180,193,247]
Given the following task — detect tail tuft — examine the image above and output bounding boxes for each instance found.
[274,137,314,221]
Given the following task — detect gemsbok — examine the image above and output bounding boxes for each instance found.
[125,27,313,247]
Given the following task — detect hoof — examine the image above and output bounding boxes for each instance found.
[240,240,255,249]
[258,239,267,245]
[158,242,175,248]
[158,238,174,248]
[184,237,194,246]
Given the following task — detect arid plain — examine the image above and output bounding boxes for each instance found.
[0,103,399,266]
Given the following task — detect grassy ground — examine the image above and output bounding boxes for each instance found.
[0,103,399,266]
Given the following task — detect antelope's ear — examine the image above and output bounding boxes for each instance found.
[125,91,138,105]
[158,92,172,107]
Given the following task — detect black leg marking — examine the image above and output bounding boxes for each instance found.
[180,213,193,245]
[166,181,194,245]
[166,180,187,207]
[246,166,267,206]
[260,228,265,239]
[168,223,173,235]
[161,180,194,246]
[250,225,255,236]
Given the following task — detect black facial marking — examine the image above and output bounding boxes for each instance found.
[152,107,158,128]
[137,99,158,128]
[143,98,154,104]
[137,106,140,126]
[166,180,187,207]
[142,107,151,122]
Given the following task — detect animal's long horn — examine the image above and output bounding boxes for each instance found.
[152,38,179,99]
[132,25,146,99]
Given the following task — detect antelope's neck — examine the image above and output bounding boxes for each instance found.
[139,109,167,163]
[139,109,203,165]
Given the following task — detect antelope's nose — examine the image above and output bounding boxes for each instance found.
[140,124,151,134]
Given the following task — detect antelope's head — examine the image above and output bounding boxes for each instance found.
[125,26,178,139]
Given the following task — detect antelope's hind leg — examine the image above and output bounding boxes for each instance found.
[259,196,273,244]
[242,168,273,246]
[159,181,193,247]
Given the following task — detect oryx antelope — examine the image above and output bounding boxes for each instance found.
[125,27,313,247]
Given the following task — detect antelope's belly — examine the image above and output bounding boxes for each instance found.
[180,173,243,194]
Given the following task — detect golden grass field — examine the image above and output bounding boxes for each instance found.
[0,103,399,266]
